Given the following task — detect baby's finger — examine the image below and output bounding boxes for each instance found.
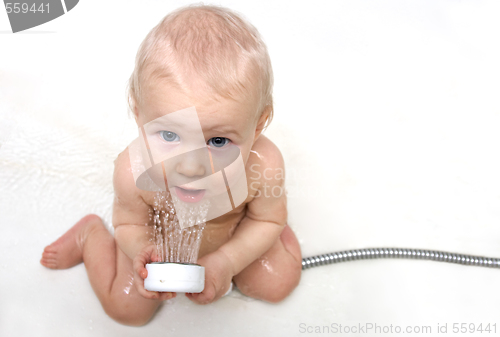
[186,287,216,305]
[186,292,209,304]
[133,258,148,280]
[141,245,156,261]
[132,267,157,300]
[134,277,161,300]
[185,292,196,302]
[132,267,174,300]
[150,252,163,263]
[142,290,161,300]
[133,246,156,278]
[158,292,177,301]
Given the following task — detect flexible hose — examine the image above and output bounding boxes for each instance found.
[302,247,500,270]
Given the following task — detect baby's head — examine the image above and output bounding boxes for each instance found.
[127,4,274,159]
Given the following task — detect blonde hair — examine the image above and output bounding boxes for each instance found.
[126,4,274,127]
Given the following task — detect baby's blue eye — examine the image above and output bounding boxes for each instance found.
[160,131,180,142]
[208,137,230,148]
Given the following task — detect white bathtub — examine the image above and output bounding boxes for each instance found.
[1,1,500,336]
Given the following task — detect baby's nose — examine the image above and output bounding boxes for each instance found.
[175,153,206,177]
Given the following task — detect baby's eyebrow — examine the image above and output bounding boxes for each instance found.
[208,125,242,138]
[145,118,183,129]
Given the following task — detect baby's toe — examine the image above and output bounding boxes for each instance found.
[40,256,58,269]
[43,241,62,253]
[40,245,64,269]
[42,246,57,257]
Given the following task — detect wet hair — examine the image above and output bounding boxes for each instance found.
[126,4,274,127]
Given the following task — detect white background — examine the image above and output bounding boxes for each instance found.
[1,0,500,336]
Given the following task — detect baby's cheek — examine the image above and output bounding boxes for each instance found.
[206,174,228,196]
[148,165,167,189]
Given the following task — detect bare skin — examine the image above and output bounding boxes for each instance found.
[41,79,302,326]
[41,214,171,326]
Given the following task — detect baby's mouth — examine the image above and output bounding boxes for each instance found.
[174,186,206,203]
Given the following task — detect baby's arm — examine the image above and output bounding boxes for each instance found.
[220,140,287,272]
[112,149,153,261]
[188,138,287,304]
[112,149,174,301]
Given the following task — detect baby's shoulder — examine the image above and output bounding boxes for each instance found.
[112,147,152,226]
[247,135,285,181]
[113,146,129,166]
[112,147,145,201]
[113,147,132,184]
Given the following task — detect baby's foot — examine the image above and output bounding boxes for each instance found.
[40,214,100,269]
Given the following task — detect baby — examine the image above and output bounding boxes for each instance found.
[40,4,302,326]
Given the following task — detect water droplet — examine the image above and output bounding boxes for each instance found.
[150,191,207,264]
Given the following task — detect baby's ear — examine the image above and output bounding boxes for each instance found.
[254,105,272,140]
[133,106,139,123]
[128,95,140,123]
[133,103,140,119]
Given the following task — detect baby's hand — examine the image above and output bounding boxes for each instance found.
[185,250,234,305]
[132,245,176,301]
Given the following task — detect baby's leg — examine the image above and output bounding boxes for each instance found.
[41,214,163,326]
[232,224,302,303]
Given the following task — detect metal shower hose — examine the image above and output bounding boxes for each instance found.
[302,247,500,270]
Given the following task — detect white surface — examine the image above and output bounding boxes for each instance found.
[145,263,205,293]
[1,0,500,336]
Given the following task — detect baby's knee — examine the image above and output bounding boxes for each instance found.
[81,213,102,224]
[279,224,302,265]
[237,256,302,304]
[81,214,109,236]
[265,260,302,303]
[102,297,158,326]
[104,305,155,327]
